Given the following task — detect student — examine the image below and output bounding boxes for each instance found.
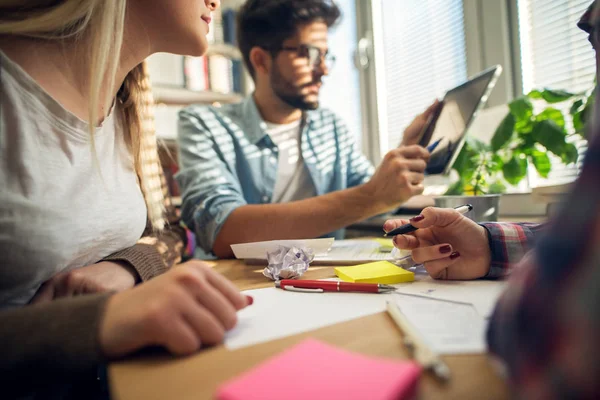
[387,2,600,396]
[177,0,439,258]
[0,0,250,397]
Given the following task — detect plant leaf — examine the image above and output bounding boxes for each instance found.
[502,154,527,185]
[531,119,568,157]
[491,113,516,152]
[530,150,551,178]
[561,143,579,164]
[468,137,491,152]
[509,97,534,120]
[573,110,585,134]
[570,99,584,116]
[488,181,507,194]
[527,88,576,103]
[536,107,565,129]
[445,179,465,196]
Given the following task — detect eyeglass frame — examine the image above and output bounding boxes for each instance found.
[271,44,336,71]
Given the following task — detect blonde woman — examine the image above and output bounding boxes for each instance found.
[0,0,250,396]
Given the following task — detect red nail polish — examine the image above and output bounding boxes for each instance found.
[410,214,425,223]
[439,245,452,254]
[246,295,254,305]
[450,251,460,260]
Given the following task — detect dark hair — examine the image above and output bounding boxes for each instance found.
[237,0,341,78]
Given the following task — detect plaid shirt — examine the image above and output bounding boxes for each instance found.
[485,3,600,397]
[480,222,543,278]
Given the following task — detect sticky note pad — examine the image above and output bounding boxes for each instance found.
[216,339,421,400]
[334,261,414,284]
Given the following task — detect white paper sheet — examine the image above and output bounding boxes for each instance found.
[393,293,487,354]
[231,238,334,260]
[313,240,411,264]
[393,269,506,318]
[225,287,391,350]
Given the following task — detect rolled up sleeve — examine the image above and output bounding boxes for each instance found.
[176,109,247,254]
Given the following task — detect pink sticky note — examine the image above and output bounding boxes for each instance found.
[216,339,422,400]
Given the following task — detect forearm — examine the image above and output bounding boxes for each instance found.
[213,185,384,257]
[0,294,111,395]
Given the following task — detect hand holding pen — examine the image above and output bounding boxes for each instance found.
[382,206,493,280]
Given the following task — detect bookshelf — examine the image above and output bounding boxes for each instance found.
[150,1,250,204]
[153,85,243,106]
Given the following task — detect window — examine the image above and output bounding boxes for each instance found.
[517,0,594,186]
[320,0,364,147]
[518,0,595,95]
[378,0,468,150]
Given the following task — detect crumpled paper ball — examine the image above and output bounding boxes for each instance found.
[391,247,420,269]
[263,246,314,280]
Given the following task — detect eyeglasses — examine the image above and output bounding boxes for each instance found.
[277,44,336,71]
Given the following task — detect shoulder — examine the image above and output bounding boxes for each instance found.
[308,107,346,127]
[178,102,243,136]
[180,101,244,121]
[308,107,355,149]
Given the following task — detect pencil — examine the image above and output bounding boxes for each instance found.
[386,301,451,381]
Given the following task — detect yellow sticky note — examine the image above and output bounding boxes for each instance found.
[373,238,394,253]
[334,261,414,284]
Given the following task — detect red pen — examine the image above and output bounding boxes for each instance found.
[275,279,396,294]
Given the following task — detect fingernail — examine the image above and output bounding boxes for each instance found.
[410,214,425,223]
[246,295,254,306]
[439,245,452,254]
[450,251,460,260]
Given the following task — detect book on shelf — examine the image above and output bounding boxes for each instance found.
[184,54,242,95]
[181,7,243,95]
[222,8,237,45]
[208,7,237,45]
[183,56,209,91]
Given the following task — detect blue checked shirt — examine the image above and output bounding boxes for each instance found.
[176,96,375,253]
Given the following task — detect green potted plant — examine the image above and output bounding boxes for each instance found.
[438,87,594,221]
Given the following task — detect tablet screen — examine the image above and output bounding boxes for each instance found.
[425,66,502,175]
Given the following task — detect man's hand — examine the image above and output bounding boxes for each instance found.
[30,261,138,303]
[99,260,252,358]
[363,145,429,212]
[400,99,441,146]
[383,207,491,280]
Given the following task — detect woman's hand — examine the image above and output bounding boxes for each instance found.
[99,260,251,358]
[384,207,492,280]
[30,261,138,303]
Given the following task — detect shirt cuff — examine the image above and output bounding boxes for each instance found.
[480,222,537,279]
[193,199,246,254]
[102,243,167,282]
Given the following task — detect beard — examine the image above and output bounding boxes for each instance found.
[270,63,321,111]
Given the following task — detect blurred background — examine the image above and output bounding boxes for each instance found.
[149,0,595,217]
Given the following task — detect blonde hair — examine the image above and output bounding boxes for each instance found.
[0,0,165,229]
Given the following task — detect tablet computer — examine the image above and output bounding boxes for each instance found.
[420,65,503,175]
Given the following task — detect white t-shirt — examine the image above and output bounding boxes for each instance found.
[0,50,147,307]
[265,119,317,203]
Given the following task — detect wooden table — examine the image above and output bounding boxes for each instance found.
[109,260,510,400]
